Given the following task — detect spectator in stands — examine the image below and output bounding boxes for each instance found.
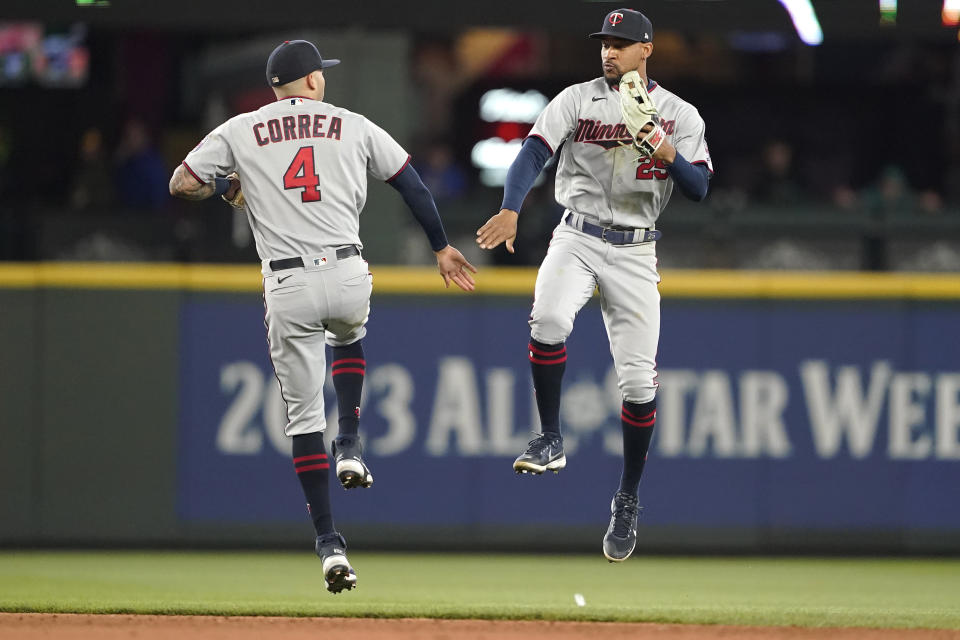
[861,165,915,217]
[70,127,116,211]
[753,139,803,206]
[416,140,468,204]
[831,184,859,211]
[412,39,460,134]
[115,117,169,210]
[917,189,944,215]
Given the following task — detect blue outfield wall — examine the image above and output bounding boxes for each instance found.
[178,297,960,534]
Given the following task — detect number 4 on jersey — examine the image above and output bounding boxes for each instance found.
[284,146,322,202]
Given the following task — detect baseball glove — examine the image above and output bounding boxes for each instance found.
[221,172,246,209]
[619,70,665,157]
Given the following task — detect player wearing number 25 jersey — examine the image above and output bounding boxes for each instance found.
[170,39,476,594]
[476,9,712,563]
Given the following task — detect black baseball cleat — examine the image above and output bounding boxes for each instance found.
[316,532,357,593]
[332,434,373,489]
[513,433,566,475]
[603,490,642,562]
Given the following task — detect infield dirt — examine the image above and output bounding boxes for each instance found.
[1,614,959,640]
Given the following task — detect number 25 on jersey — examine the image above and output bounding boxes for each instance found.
[284,146,322,202]
[636,157,669,181]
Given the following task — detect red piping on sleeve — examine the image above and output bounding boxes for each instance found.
[386,155,412,182]
[181,161,206,185]
[691,159,715,175]
[525,134,554,155]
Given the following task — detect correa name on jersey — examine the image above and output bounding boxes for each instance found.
[253,114,343,147]
[573,117,676,149]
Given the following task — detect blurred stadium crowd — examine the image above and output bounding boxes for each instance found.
[1,16,959,270]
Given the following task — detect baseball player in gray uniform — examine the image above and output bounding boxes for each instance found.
[476,8,712,562]
[170,40,476,592]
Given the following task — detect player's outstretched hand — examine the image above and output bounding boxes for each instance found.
[435,245,478,292]
[476,208,518,253]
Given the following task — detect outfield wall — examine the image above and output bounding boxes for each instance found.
[1,263,959,553]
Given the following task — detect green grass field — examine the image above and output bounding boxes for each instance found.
[1,552,959,629]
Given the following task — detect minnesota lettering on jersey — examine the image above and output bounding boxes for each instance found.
[574,117,676,149]
[253,115,343,147]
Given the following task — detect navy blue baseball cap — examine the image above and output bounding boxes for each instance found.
[266,40,340,87]
[589,8,653,43]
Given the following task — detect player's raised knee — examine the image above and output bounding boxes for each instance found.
[529,313,574,345]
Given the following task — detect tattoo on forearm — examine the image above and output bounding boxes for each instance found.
[169,165,215,200]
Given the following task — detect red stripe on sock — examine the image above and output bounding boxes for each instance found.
[332,368,366,376]
[621,411,656,427]
[622,406,656,420]
[295,463,330,473]
[293,454,327,464]
[529,355,568,365]
[332,358,366,367]
[528,343,566,357]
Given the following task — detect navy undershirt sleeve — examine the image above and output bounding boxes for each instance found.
[501,137,553,212]
[387,163,449,252]
[666,151,710,201]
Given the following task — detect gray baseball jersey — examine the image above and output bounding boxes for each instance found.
[526,77,712,404]
[182,95,409,436]
[183,96,409,265]
[528,77,713,229]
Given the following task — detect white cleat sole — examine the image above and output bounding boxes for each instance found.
[337,459,373,489]
[513,455,567,475]
[322,554,357,593]
[603,547,634,563]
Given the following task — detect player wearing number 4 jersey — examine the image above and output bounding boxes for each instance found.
[477,8,713,563]
[170,39,476,593]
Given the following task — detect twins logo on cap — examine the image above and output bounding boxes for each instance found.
[589,8,653,43]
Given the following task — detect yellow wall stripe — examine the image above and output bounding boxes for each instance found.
[0,262,959,299]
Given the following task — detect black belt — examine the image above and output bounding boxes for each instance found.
[270,246,360,271]
[565,216,661,244]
